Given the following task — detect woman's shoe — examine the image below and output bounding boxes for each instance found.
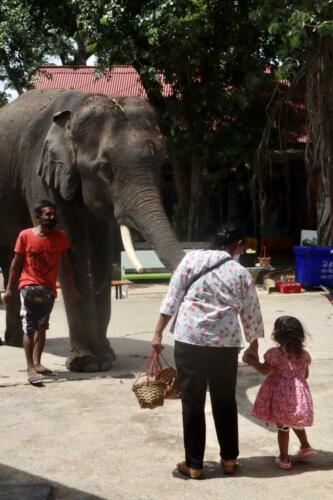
[294,447,317,460]
[177,462,203,479]
[275,457,292,470]
[221,459,237,474]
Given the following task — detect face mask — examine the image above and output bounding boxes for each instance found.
[40,218,57,229]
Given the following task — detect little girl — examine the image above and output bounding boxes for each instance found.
[247,315,316,470]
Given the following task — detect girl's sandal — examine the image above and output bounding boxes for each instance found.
[275,457,292,470]
[294,447,317,460]
[221,459,237,474]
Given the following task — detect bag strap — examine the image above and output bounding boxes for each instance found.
[170,255,233,333]
[184,255,233,296]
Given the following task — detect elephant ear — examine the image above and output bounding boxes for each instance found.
[38,110,80,200]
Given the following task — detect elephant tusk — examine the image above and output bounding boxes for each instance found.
[120,225,144,273]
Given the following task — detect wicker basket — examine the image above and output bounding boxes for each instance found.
[132,378,165,409]
[156,367,180,399]
[258,256,271,267]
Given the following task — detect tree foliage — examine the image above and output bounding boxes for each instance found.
[252,1,333,244]
[0,0,93,100]
[0,0,47,95]
[78,0,273,238]
[1,1,332,241]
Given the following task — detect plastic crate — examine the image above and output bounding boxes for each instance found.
[276,281,302,293]
[293,246,333,286]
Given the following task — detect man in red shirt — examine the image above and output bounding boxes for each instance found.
[4,200,80,384]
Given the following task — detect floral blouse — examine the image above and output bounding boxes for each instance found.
[160,250,264,347]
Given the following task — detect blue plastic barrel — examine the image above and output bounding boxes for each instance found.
[293,246,333,286]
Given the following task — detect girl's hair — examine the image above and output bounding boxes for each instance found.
[209,223,244,249]
[272,316,305,355]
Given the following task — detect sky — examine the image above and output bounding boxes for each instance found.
[2,55,96,103]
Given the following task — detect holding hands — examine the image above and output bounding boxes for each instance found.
[243,347,273,376]
[245,353,259,367]
[242,339,259,364]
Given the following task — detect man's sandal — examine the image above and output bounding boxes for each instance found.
[36,368,56,376]
[221,459,237,474]
[27,375,44,385]
[177,462,203,479]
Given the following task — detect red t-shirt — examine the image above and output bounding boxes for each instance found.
[14,228,70,296]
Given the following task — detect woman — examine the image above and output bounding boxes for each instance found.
[152,224,264,478]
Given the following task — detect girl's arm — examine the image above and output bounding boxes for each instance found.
[247,355,273,375]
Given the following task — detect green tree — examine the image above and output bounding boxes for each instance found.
[0,0,47,96]
[251,1,333,244]
[0,0,94,101]
[80,0,272,239]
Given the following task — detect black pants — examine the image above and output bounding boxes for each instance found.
[174,340,239,469]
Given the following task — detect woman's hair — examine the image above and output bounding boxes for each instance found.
[272,316,305,355]
[34,199,56,216]
[209,223,244,249]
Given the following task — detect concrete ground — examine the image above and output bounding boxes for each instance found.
[0,284,332,500]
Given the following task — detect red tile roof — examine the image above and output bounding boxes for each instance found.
[33,65,307,144]
[33,65,173,97]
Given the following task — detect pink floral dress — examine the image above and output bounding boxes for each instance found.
[252,347,313,428]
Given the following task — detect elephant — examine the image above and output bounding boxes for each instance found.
[0,88,184,372]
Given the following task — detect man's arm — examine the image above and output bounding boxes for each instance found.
[61,251,80,302]
[4,253,24,304]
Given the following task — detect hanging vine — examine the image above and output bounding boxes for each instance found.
[305,37,333,245]
[252,66,307,228]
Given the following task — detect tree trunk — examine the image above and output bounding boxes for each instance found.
[0,49,25,94]
[73,38,90,66]
[188,149,208,241]
[305,37,333,245]
[171,150,190,239]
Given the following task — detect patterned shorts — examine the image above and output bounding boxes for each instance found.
[20,288,54,334]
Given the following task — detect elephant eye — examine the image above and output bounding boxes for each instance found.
[97,162,113,182]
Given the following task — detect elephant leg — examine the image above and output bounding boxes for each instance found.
[59,254,114,373]
[93,281,115,362]
[0,249,24,347]
[52,202,115,372]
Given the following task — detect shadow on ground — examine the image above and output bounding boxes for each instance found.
[42,337,270,429]
[0,463,106,500]
[186,451,333,480]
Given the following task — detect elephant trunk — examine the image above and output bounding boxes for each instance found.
[116,185,184,272]
[142,218,184,272]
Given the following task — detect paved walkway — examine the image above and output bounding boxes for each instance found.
[0,284,332,499]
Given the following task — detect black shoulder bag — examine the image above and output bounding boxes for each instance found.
[170,255,233,332]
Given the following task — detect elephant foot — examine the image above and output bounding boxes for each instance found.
[66,351,113,373]
[93,342,116,362]
[104,344,116,362]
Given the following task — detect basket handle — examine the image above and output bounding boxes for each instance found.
[147,352,160,380]
[259,246,268,258]
[134,352,161,385]
[157,353,173,370]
